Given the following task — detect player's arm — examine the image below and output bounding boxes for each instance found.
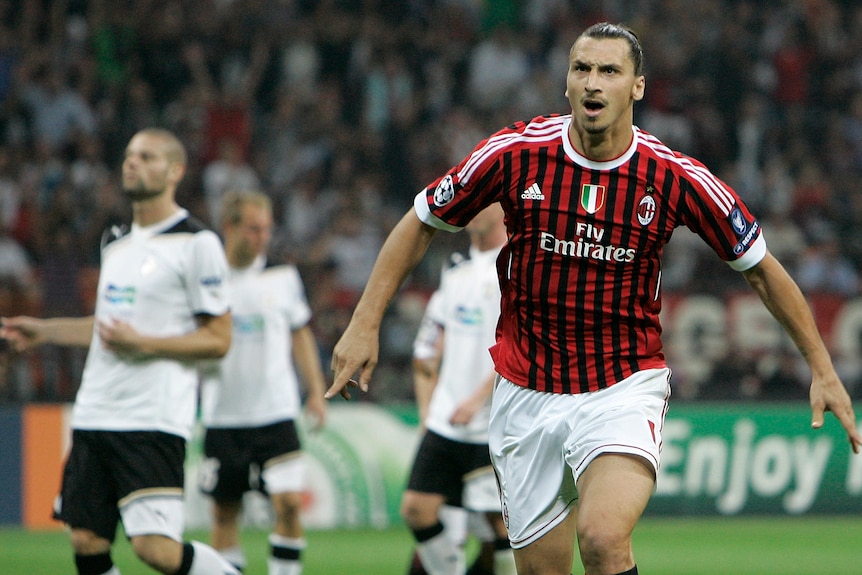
[742,250,861,453]
[412,295,444,426]
[449,370,496,426]
[413,355,440,428]
[0,315,95,351]
[326,209,438,400]
[292,324,328,429]
[97,312,232,360]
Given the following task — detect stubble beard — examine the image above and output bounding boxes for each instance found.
[122,182,164,202]
[582,117,608,135]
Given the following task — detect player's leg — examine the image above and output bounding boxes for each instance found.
[574,454,653,575]
[405,505,467,575]
[563,368,670,575]
[123,486,243,575]
[258,420,308,575]
[510,511,577,575]
[54,430,122,575]
[488,379,582,575]
[402,490,464,575]
[401,431,469,575]
[268,490,305,575]
[69,529,120,575]
[106,430,239,575]
[461,454,515,575]
[199,426,255,571]
[211,499,245,570]
[128,532,241,575]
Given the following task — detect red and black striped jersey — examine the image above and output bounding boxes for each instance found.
[414,114,766,394]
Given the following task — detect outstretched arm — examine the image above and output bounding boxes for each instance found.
[326,209,437,400]
[743,251,861,453]
[1,316,95,350]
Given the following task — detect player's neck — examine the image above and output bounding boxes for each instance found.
[228,254,257,269]
[569,120,634,162]
[132,195,182,228]
[227,246,261,269]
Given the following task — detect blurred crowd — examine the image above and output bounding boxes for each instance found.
[0,0,861,403]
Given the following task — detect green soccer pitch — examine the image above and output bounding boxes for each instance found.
[2,516,860,574]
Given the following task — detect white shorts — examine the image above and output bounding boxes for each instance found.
[121,495,185,541]
[488,368,671,548]
[261,453,307,494]
[463,466,502,513]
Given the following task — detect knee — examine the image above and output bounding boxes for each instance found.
[273,491,303,524]
[399,494,421,528]
[399,493,438,530]
[577,523,632,571]
[212,500,242,527]
[130,534,181,572]
[69,529,111,555]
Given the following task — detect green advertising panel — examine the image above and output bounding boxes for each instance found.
[182,402,861,530]
[650,403,862,515]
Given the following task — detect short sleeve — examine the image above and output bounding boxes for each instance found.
[187,230,231,316]
[282,266,313,329]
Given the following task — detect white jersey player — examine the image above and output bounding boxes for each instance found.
[1,129,240,575]
[199,190,327,575]
[200,258,310,428]
[401,203,515,575]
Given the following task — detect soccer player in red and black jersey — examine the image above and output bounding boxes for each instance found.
[326,22,862,575]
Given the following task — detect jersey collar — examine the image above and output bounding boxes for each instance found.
[561,118,639,171]
[131,208,189,238]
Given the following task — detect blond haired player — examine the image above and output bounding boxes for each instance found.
[198,190,327,575]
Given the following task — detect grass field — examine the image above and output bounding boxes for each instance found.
[2,516,861,574]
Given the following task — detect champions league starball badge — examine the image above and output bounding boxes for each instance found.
[433,175,456,207]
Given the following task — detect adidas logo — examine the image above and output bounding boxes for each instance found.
[520,183,545,200]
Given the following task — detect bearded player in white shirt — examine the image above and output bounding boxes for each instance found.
[1,129,240,575]
[198,190,328,575]
[401,203,515,575]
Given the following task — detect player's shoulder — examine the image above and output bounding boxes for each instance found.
[161,213,213,236]
[634,126,709,172]
[260,251,299,273]
[442,251,469,273]
[441,250,486,286]
[500,114,568,137]
[158,214,226,256]
[100,223,130,251]
[261,258,305,287]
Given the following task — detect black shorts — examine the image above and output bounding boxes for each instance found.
[406,430,492,507]
[200,419,301,502]
[54,429,186,542]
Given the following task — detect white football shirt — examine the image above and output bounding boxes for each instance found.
[72,209,230,440]
[414,245,502,443]
[199,257,311,427]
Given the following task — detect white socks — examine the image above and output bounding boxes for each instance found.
[415,524,465,575]
[218,545,247,572]
[188,541,241,575]
[268,533,305,575]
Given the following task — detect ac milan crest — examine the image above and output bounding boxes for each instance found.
[637,194,656,226]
